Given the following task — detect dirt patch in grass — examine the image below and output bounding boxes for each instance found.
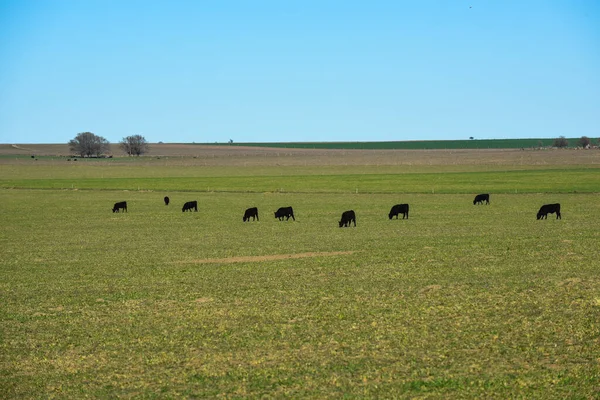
[420,284,443,294]
[174,251,355,264]
[558,278,582,287]
[193,297,214,304]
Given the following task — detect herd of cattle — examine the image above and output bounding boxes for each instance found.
[112,194,562,224]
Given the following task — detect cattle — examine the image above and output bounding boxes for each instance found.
[182,200,198,212]
[112,201,127,213]
[339,210,356,227]
[389,204,409,219]
[164,196,170,206]
[473,194,490,205]
[537,203,561,220]
[274,206,295,221]
[243,207,259,222]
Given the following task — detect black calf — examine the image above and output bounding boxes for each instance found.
[537,203,561,220]
[243,207,259,222]
[274,206,295,221]
[389,204,409,219]
[112,201,127,213]
[339,210,356,227]
[182,201,198,212]
[473,194,490,205]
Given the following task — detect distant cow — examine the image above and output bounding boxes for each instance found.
[112,201,127,213]
[339,210,356,227]
[182,200,198,212]
[274,206,295,221]
[537,203,561,220]
[389,204,409,219]
[164,196,170,206]
[243,207,259,222]
[473,194,490,205]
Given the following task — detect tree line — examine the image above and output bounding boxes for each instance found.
[69,132,149,157]
[551,136,598,149]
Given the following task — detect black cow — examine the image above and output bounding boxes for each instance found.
[537,203,561,220]
[243,207,259,222]
[182,200,198,212]
[389,204,409,219]
[164,196,170,206]
[339,210,356,227]
[274,206,295,221]
[112,201,127,213]
[473,194,490,205]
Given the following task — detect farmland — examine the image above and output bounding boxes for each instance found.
[203,137,592,150]
[1,145,600,398]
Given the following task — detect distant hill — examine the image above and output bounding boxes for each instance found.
[202,138,585,150]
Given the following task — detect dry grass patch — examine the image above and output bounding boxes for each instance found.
[173,251,356,264]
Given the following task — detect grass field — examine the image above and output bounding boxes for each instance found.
[1,147,600,398]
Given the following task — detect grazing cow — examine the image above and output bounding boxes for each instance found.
[339,210,356,227]
[473,194,490,205]
[164,196,170,206]
[389,204,409,220]
[243,207,259,222]
[182,200,198,212]
[112,201,127,213]
[537,203,561,220]
[274,206,295,221]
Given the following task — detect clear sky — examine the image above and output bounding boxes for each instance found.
[0,0,598,144]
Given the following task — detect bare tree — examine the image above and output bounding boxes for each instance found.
[120,135,150,156]
[578,136,591,148]
[553,136,569,148]
[68,132,110,157]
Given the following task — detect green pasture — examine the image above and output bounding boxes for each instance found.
[1,162,599,194]
[1,164,600,398]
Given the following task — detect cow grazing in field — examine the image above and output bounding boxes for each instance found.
[112,201,127,213]
[473,194,490,205]
[537,203,561,220]
[182,200,198,212]
[274,206,295,221]
[339,210,356,227]
[164,196,170,206]
[389,204,409,219]
[243,207,259,222]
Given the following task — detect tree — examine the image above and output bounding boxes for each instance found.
[69,132,110,157]
[120,134,149,156]
[578,136,591,148]
[553,136,569,148]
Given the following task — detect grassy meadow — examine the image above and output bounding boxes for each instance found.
[1,148,600,398]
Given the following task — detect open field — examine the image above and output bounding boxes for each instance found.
[2,143,600,168]
[1,147,600,398]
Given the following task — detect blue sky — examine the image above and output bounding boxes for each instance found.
[1,0,598,144]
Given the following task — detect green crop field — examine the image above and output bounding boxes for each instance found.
[1,148,600,398]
